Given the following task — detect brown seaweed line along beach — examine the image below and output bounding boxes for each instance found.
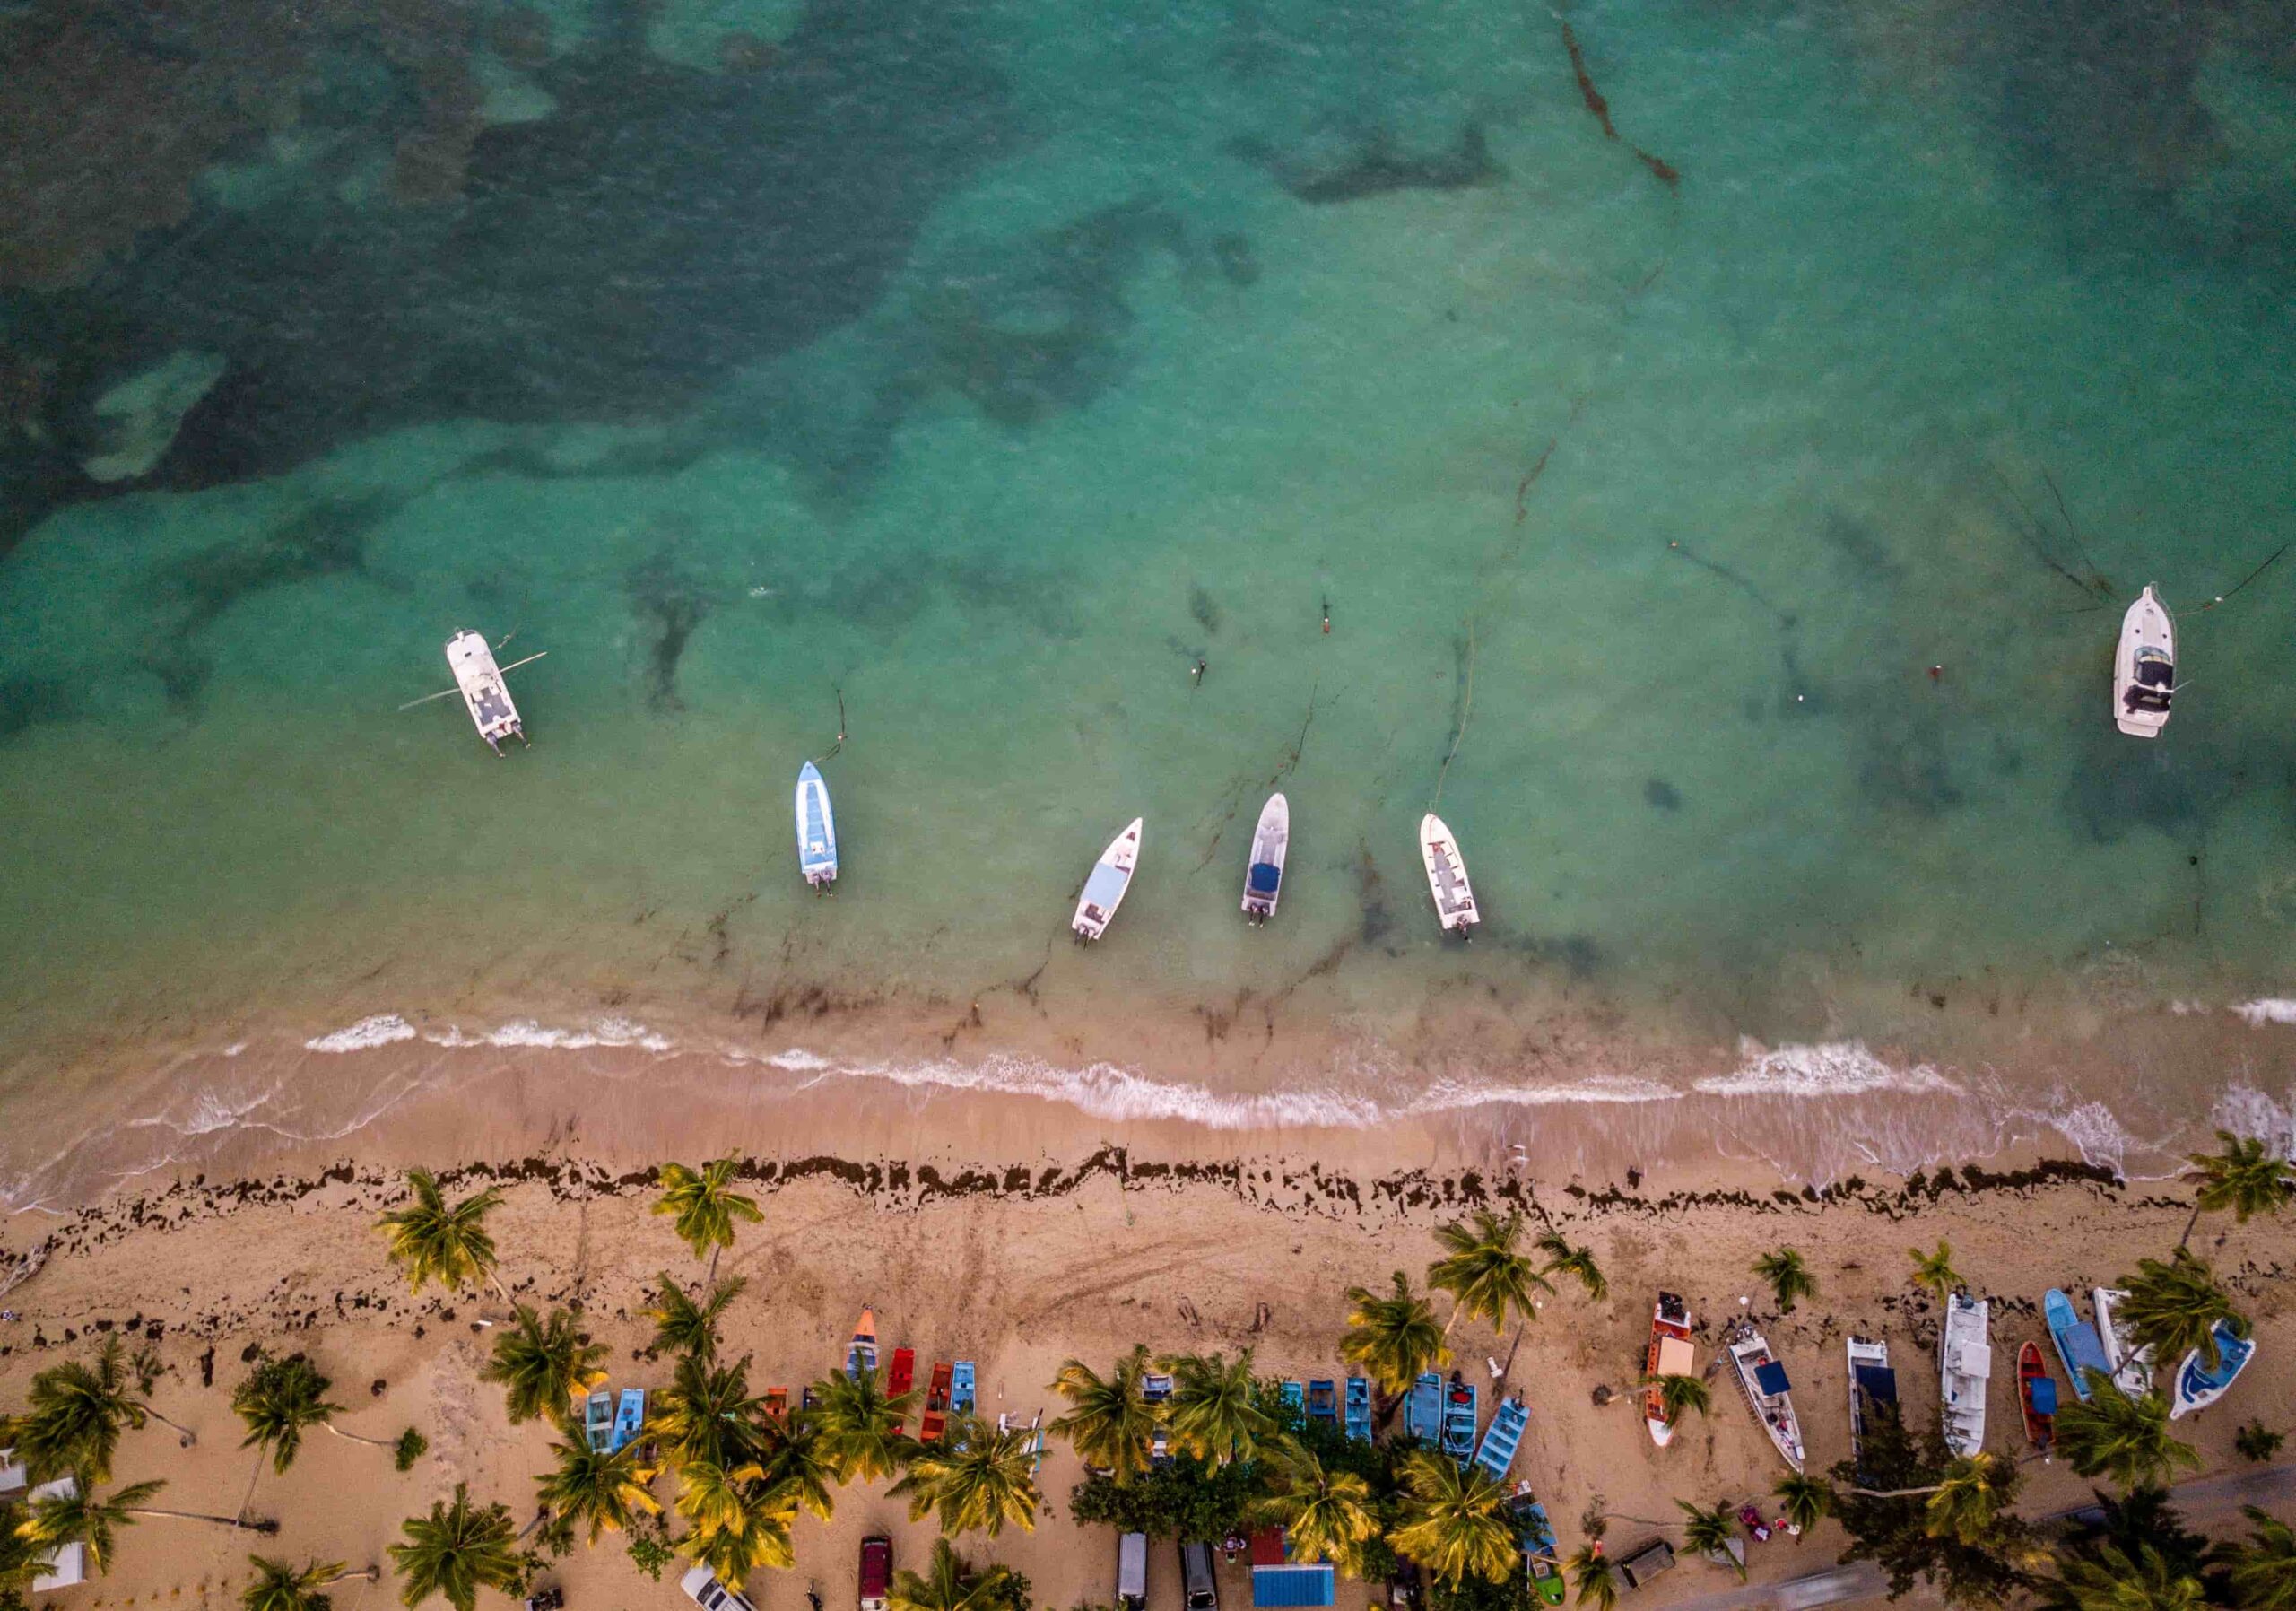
[0,1140,2288,1611]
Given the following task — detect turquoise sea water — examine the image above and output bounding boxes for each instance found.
[3,0,2295,1198]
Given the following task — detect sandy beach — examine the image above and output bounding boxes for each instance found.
[1,1125,2288,1611]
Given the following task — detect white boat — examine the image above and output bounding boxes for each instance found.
[1846,1337,1895,1484]
[1724,1319,1805,1472]
[2169,1320,2256,1420]
[1072,818,1142,942]
[2092,1286,2152,1398]
[1420,813,1480,935]
[795,762,838,889]
[445,630,528,755]
[2113,585,2176,737]
[1940,1292,1992,1458]
[1242,793,1290,924]
[1642,1292,1694,1448]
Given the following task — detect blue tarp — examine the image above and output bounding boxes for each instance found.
[2029,1377,2057,1415]
[1249,863,1281,893]
[1755,1361,1790,1396]
[1252,1567,1335,1608]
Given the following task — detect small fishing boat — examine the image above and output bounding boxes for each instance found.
[2018,1342,2056,1459]
[952,1361,977,1416]
[428,630,543,755]
[613,1387,646,1451]
[764,1387,789,1422]
[2045,1288,2112,1400]
[1507,1485,1568,1607]
[795,761,838,889]
[1474,1394,1529,1482]
[887,1346,916,1429]
[1846,1337,1895,1485]
[1072,818,1143,942]
[1307,1379,1337,1426]
[584,1387,614,1453]
[1281,1380,1307,1415]
[2169,1320,2256,1420]
[1242,793,1290,923]
[845,1309,879,1382]
[1643,1292,1695,1448]
[2093,1286,2153,1398]
[1405,1372,1442,1442]
[1344,1377,1372,1444]
[921,1361,953,1443]
[1419,813,1480,936]
[1940,1293,1992,1458]
[1440,1374,1479,1463]
[1723,1319,1805,1472]
[2114,585,2176,738]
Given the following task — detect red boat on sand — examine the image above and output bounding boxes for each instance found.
[2018,1341,2057,1460]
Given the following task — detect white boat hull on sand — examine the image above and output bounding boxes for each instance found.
[796,762,838,887]
[1073,818,1142,942]
[1242,793,1290,922]
[1941,1293,1992,1458]
[446,630,525,755]
[2092,1286,2152,1398]
[2114,585,2175,738]
[1420,813,1480,934]
[1726,1321,1806,1472]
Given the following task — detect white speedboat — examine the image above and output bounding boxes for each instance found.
[1940,1292,1992,1457]
[795,761,838,889]
[2113,585,2176,737]
[1241,793,1290,924]
[2092,1286,2152,1398]
[1724,1319,1805,1472]
[1420,813,1480,936]
[2169,1320,2255,1420]
[446,630,529,755]
[1072,818,1142,942]
[1847,1337,1895,1485]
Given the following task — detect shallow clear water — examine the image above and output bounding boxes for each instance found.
[3,0,2294,1199]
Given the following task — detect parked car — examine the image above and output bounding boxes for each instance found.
[1179,1540,1219,1611]
[681,1566,755,1611]
[860,1536,893,1611]
[1117,1533,1148,1611]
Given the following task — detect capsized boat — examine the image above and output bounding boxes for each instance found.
[2045,1288,2112,1400]
[1940,1293,1992,1458]
[1072,818,1143,942]
[1405,1372,1443,1442]
[2018,1341,2056,1459]
[1344,1376,1372,1444]
[2093,1286,2153,1398]
[1507,1484,1568,1608]
[1643,1292,1695,1448]
[2169,1320,2255,1420]
[1440,1373,1479,1463]
[2114,585,2176,738]
[795,761,838,889]
[1474,1394,1529,1482]
[845,1308,879,1382]
[1724,1319,1805,1472]
[1242,792,1290,924]
[1847,1337,1895,1485]
[613,1387,646,1451]
[1420,813,1481,935]
[445,630,532,755]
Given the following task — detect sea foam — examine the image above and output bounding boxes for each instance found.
[2231,999,2296,1026]
[303,1014,419,1053]
[1692,1039,1956,1098]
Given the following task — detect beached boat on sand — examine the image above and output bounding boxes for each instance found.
[1072,818,1142,942]
[2018,1341,2056,1459]
[1723,1319,1805,1472]
[1242,793,1289,923]
[2114,585,2176,738]
[1405,1372,1442,1442]
[1308,1379,1337,1426]
[1940,1293,1992,1457]
[1643,1292,1695,1448]
[1440,1374,1478,1463]
[1474,1394,1528,1482]
[2170,1320,2255,1420]
[921,1361,953,1443]
[1344,1376,1372,1444]
[2093,1286,2153,1398]
[795,761,838,889]
[845,1309,879,1382]
[1847,1336,1895,1485]
[1507,1484,1568,1607]
[1420,813,1480,936]
[2045,1288,2111,1400]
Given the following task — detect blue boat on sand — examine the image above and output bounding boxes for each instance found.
[1281,1379,1306,1418]
[1308,1379,1337,1426]
[613,1387,645,1451]
[2170,1320,2256,1421]
[951,1361,977,1415]
[1405,1372,1442,1442]
[1474,1394,1528,1481]
[1344,1377,1372,1443]
[2046,1289,2112,1400]
[1440,1375,1478,1463]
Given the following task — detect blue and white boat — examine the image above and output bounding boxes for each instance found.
[1344,1376,1372,1444]
[2169,1320,2255,1420]
[951,1361,977,1416]
[1405,1372,1443,1442]
[2045,1289,2112,1400]
[1072,818,1142,942]
[613,1387,645,1451]
[1280,1379,1306,1416]
[1473,1394,1528,1481]
[1241,793,1289,924]
[1441,1375,1478,1463]
[795,761,838,889]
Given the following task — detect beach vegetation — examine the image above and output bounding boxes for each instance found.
[7,1337,189,1486]
[2233,1422,2283,1463]
[1906,1241,1963,1308]
[2179,1130,2296,1249]
[1640,1373,1709,1424]
[239,1557,377,1611]
[1534,1232,1607,1302]
[2041,1542,2208,1611]
[1250,1438,1378,1574]
[656,1352,770,1471]
[2062,1487,2212,1586]
[394,1429,428,1471]
[756,1424,838,1522]
[1161,1352,1274,1466]
[1049,1345,1160,1485]
[624,1521,676,1582]
[1752,1250,1817,1312]
[1068,1454,1258,1543]
[230,1352,403,1514]
[1565,1544,1615,1611]
[18,1477,278,1575]
[888,1537,1027,1611]
[804,1366,917,1485]
[1676,1500,1740,1579]
[2116,1250,2248,1372]
[478,1308,608,1426]
[377,1171,506,1300]
[2054,1375,2201,1490]
[683,1482,797,1591]
[534,1427,659,1543]
[890,1415,1042,1537]
[646,1274,747,1363]
[1429,1212,1552,1337]
[652,1160,764,1281]
[2213,1505,2296,1611]
[1389,1449,1516,1587]
[1831,1409,2031,1607]
[387,1485,521,1611]
[1340,1272,1450,1397]
[1773,1472,1833,1538]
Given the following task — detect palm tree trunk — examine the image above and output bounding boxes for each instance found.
[517,1507,552,1543]
[321,1423,397,1450]
[487,1268,512,1304]
[708,1246,721,1284]
[2179,1200,2203,1250]
[238,1451,264,1524]
[144,1408,199,1446]
[126,1504,279,1534]
[322,1569,383,1587]
[1848,1485,1948,1499]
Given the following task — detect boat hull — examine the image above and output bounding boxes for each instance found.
[2169,1321,2255,1420]
[1940,1293,1991,1458]
[1724,1321,1805,1472]
[2113,585,2175,738]
[446,630,525,754]
[2093,1286,2153,1398]
[796,762,839,886]
[1072,818,1143,941]
[1242,792,1290,921]
[1420,812,1480,934]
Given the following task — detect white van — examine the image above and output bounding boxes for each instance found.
[682,1565,758,1611]
[1118,1533,1148,1611]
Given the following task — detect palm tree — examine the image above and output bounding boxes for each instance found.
[1567,1544,1616,1611]
[1922,1454,2008,1546]
[2179,1130,2296,1248]
[756,1424,837,1523]
[891,1416,1040,1537]
[2056,1375,2202,1489]
[387,1485,522,1611]
[646,1274,746,1362]
[654,1160,764,1280]
[2214,1505,2296,1611]
[1048,1345,1158,1484]
[1641,1373,1710,1425]
[1906,1241,1961,1307]
[1163,1352,1274,1466]
[2118,1250,2248,1372]
[1774,1473,1834,1539]
[1339,1272,1450,1397]
[377,1171,506,1300]
[1676,1501,1739,1579]
[1428,1211,1552,1337]
[686,1485,796,1592]
[232,1354,399,1518]
[1535,1231,1608,1302]
[535,1428,659,1544]
[242,1557,379,1611]
[479,1306,608,1425]
[11,1337,194,1484]
[1252,1439,1377,1573]
[674,1460,766,1540]
[888,1537,1015,1611]
[804,1368,915,1485]
[19,1478,278,1572]
[1752,1250,1818,1312]
[2050,1543,2208,1611]
[1389,1449,1517,1586]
